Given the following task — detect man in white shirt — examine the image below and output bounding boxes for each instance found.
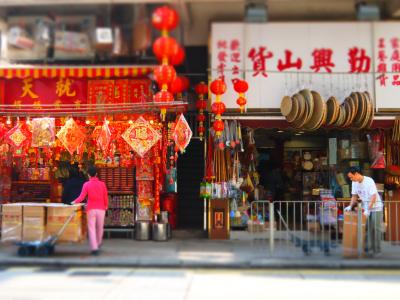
[345,166,383,255]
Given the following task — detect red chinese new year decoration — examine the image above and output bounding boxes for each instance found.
[170,76,185,97]
[152,5,184,121]
[0,122,8,141]
[172,114,192,153]
[210,79,226,136]
[56,118,86,155]
[122,116,161,158]
[96,119,112,153]
[154,90,174,103]
[4,122,32,155]
[195,81,208,141]
[232,78,249,113]
[151,6,179,32]
[170,46,185,66]
[31,117,55,147]
[153,65,176,89]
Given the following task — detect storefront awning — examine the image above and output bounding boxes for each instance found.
[0,65,155,79]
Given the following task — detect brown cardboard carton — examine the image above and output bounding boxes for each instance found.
[343,211,366,258]
[307,221,321,233]
[22,205,46,241]
[46,204,85,243]
[1,204,23,242]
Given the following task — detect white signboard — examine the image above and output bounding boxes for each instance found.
[211,22,399,111]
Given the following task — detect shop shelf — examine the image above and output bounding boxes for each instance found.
[12,180,51,185]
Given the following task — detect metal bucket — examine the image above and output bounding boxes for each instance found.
[152,223,169,241]
[135,221,151,241]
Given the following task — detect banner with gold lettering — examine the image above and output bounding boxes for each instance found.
[4,78,87,111]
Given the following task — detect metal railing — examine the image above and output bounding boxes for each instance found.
[249,200,400,258]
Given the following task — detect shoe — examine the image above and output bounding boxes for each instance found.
[91,250,99,256]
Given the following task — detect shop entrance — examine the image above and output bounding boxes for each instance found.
[177,139,204,229]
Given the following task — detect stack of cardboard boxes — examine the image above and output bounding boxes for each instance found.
[1,203,86,243]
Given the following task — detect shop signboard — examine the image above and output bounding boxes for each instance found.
[211,22,399,111]
[4,78,87,112]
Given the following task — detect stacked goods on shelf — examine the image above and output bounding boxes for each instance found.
[1,203,85,243]
[11,181,51,203]
[105,209,134,227]
[105,195,135,227]
[280,90,375,131]
[98,167,134,192]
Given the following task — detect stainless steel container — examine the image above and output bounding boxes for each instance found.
[135,221,151,241]
[152,223,169,241]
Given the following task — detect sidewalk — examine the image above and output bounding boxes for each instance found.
[1,232,400,269]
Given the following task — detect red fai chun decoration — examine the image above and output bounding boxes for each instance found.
[210,78,226,137]
[56,118,86,155]
[172,114,192,153]
[195,82,208,141]
[232,78,248,113]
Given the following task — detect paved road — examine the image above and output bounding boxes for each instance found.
[0,268,400,300]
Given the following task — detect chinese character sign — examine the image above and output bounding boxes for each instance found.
[211,22,384,110]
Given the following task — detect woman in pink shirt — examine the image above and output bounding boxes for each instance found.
[72,166,108,255]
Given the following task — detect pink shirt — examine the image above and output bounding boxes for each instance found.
[73,177,108,211]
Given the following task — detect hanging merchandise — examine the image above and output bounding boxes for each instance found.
[233,79,248,113]
[151,6,183,120]
[367,131,385,169]
[96,119,112,153]
[122,116,161,158]
[195,82,208,141]
[31,117,55,148]
[0,122,8,141]
[56,118,86,155]
[4,121,32,156]
[172,114,192,153]
[210,78,226,137]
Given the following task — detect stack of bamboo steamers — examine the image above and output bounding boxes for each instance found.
[280,89,375,131]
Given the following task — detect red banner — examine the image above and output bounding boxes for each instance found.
[4,78,87,110]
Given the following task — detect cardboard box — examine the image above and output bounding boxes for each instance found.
[1,204,23,242]
[307,221,321,232]
[343,211,366,258]
[23,205,46,242]
[46,204,85,243]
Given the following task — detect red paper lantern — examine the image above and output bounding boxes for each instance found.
[170,46,185,66]
[195,82,208,95]
[180,76,190,91]
[154,65,176,88]
[210,79,226,95]
[211,102,226,115]
[197,114,206,122]
[153,36,179,60]
[213,119,224,132]
[152,6,179,32]
[170,76,185,94]
[232,79,249,93]
[198,126,205,134]
[236,97,247,106]
[196,100,207,110]
[154,90,174,103]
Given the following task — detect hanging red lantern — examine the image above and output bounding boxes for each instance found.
[195,81,209,141]
[236,97,247,113]
[232,79,248,93]
[210,79,226,137]
[196,99,207,110]
[195,82,208,95]
[213,119,224,132]
[153,37,179,64]
[232,78,248,113]
[154,65,176,89]
[170,46,185,66]
[211,102,226,115]
[152,6,179,32]
[154,90,174,121]
[210,78,226,95]
[197,114,206,122]
[170,76,185,99]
